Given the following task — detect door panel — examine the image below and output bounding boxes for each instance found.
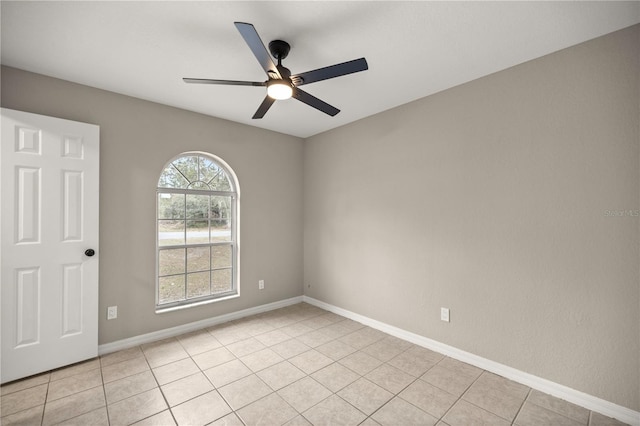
[62,263,83,336]
[62,170,83,241]
[1,108,99,384]
[16,166,41,243]
[15,267,41,347]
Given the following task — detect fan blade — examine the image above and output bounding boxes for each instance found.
[292,88,340,116]
[252,95,276,119]
[234,22,281,79]
[183,78,265,87]
[291,58,368,86]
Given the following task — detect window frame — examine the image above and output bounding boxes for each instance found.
[155,152,240,313]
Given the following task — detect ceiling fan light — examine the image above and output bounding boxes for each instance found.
[267,80,293,100]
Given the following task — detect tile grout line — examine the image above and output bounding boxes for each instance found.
[393,360,453,424]
[211,313,323,421]
[518,389,593,426]
[224,310,359,423]
[217,353,255,421]
[307,358,370,424]
[201,356,242,421]
[221,312,357,423]
[40,375,51,426]
[320,337,420,424]
[144,345,181,426]
[436,363,488,424]
[99,362,110,426]
[511,387,533,425]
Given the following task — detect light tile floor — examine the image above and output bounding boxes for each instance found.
[0,303,630,426]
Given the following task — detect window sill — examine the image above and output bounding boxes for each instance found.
[155,292,239,314]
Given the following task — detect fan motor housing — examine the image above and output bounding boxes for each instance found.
[269,40,290,60]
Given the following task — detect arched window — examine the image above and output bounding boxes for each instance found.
[156,152,239,311]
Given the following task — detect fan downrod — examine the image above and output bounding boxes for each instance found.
[268,40,290,61]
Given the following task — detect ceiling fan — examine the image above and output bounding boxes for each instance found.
[183,22,368,119]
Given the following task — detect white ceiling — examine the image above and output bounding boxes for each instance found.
[2,1,639,138]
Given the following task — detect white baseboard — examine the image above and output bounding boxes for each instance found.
[98,296,303,356]
[302,296,640,426]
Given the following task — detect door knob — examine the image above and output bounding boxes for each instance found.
[84,249,95,257]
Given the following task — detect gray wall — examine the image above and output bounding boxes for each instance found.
[304,25,639,410]
[1,66,305,344]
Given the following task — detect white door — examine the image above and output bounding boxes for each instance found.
[1,108,99,384]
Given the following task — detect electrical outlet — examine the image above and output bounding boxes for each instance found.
[258,279,264,290]
[107,306,118,320]
[440,307,450,322]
